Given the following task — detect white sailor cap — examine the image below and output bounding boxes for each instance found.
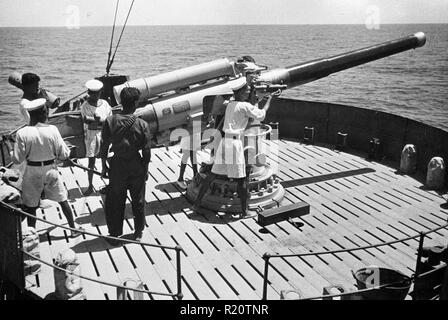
[85,79,103,92]
[24,98,46,111]
[229,77,248,91]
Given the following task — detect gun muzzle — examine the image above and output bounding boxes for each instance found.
[257,32,426,88]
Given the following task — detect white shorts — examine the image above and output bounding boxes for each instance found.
[21,164,67,208]
[85,129,102,158]
[211,137,246,178]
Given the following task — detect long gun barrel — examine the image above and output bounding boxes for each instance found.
[257,32,426,87]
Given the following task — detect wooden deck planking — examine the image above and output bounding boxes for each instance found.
[341,175,448,242]
[276,193,389,284]
[244,217,351,296]
[282,190,413,279]
[227,217,329,297]
[333,175,448,246]
[276,147,438,255]
[68,168,135,300]
[154,148,294,299]
[60,167,114,299]
[182,208,277,299]
[147,164,241,300]
[289,184,418,275]
[149,154,263,299]
[145,212,224,300]
[22,138,447,300]
[282,188,417,275]
[273,155,419,273]
[171,210,262,299]
[85,171,175,301]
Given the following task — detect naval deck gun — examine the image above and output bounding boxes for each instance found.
[8,32,425,214]
[107,32,426,213]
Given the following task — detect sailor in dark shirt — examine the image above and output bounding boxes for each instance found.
[99,87,151,245]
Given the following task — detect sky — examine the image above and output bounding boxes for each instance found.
[0,0,447,27]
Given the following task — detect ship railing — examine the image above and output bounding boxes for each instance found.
[0,125,27,168]
[261,222,448,300]
[0,200,184,300]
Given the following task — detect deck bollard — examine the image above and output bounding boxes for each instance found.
[426,157,445,190]
[117,278,144,300]
[400,144,417,174]
[304,127,315,144]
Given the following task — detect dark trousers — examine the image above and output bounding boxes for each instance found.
[105,157,146,237]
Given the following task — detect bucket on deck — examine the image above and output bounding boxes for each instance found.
[352,266,411,300]
[117,278,144,300]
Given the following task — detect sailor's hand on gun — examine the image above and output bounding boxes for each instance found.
[271,88,282,97]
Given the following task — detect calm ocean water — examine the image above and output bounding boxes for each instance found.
[0,24,447,132]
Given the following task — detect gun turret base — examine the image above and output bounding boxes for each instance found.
[186,165,285,214]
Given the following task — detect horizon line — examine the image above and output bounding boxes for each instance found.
[0,22,446,28]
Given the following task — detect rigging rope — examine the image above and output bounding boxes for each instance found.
[106,0,135,75]
[266,222,448,259]
[0,201,178,251]
[106,0,120,75]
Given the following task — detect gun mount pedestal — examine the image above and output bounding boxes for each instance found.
[186,124,285,213]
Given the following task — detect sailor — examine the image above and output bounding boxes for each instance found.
[176,128,201,190]
[11,98,83,236]
[193,83,279,218]
[19,73,59,124]
[99,87,151,245]
[80,79,112,195]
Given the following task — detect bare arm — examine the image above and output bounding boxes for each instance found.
[141,122,151,178]
[99,119,111,177]
[12,132,27,164]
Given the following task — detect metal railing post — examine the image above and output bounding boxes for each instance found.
[414,232,425,277]
[175,245,183,300]
[262,253,271,300]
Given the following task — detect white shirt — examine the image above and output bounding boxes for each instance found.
[19,98,31,123]
[12,123,70,163]
[80,99,112,131]
[221,100,266,135]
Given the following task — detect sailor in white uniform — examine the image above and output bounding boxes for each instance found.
[194,82,279,217]
[12,98,83,236]
[80,79,112,195]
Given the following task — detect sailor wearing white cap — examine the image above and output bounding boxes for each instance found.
[80,79,112,195]
[194,83,280,218]
[12,98,83,236]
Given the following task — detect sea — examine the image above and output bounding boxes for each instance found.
[0,24,447,133]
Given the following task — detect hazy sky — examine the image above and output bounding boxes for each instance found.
[0,0,447,27]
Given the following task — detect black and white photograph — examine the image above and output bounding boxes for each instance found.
[0,0,447,310]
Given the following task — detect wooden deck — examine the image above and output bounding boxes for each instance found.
[25,138,448,300]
